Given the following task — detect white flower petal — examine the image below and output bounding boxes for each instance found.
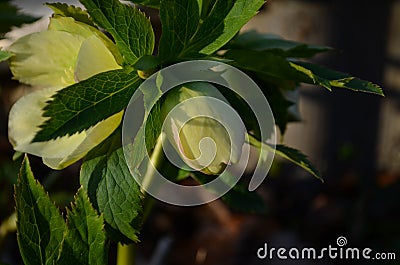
[42,111,123,169]
[75,35,122,82]
[8,31,85,88]
[8,87,86,158]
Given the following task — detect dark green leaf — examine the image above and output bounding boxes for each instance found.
[15,156,66,265]
[133,55,160,71]
[158,0,200,61]
[193,172,267,213]
[45,2,95,27]
[224,49,310,82]
[226,30,332,58]
[225,49,384,95]
[81,127,143,242]
[216,85,261,138]
[127,0,160,9]
[247,135,322,181]
[58,187,108,265]
[0,48,12,62]
[252,75,294,134]
[33,69,141,142]
[158,0,264,61]
[0,1,38,38]
[80,0,155,65]
[275,144,323,181]
[291,61,384,95]
[221,184,267,213]
[125,74,164,171]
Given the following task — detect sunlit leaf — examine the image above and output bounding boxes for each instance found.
[15,156,66,265]
[81,128,143,243]
[158,0,264,61]
[58,188,108,265]
[80,0,155,65]
[32,69,141,142]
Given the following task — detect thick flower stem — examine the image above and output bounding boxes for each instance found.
[117,243,136,265]
[141,133,167,194]
[116,134,166,265]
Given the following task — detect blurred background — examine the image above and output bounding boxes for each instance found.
[0,0,399,264]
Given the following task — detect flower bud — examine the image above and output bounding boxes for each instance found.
[161,82,245,175]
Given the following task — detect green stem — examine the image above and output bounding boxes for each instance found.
[117,243,136,265]
[0,212,16,249]
[116,134,166,265]
[141,133,166,193]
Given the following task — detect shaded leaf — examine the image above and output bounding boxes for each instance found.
[158,0,264,61]
[127,0,161,9]
[81,127,143,243]
[224,49,310,82]
[33,69,141,142]
[221,183,267,213]
[58,187,108,265]
[247,135,322,181]
[45,2,95,27]
[193,172,267,213]
[226,30,332,58]
[291,61,384,95]
[275,144,323,181]
[15,156,66,265]
[252,74,294,134]
[80,0,155,65]
[225,49,384,95]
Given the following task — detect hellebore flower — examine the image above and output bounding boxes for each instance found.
[7,16,122,169]
[161,82,245,175]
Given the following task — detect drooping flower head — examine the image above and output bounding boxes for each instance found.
[161,82,245,175]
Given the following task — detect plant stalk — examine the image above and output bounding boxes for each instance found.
[116,133,166,265]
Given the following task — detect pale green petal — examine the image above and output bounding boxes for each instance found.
[8,87,86,158]
[42,111,123,169]
[8,31,85,88]
[162,82,245,175]
[75,35,122,82]
[9,87,123,169]
[8,17,124,169]
[49,16,122,64]
[179,117,231,174]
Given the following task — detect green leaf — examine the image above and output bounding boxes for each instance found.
[221,184,267,213]
[58,187,108,265]
[0,0,38,38]
[0,48,12,62]
[45,2,95,27]
[226,30,332,58]
[33,69,141,142]
[80,0,155,65]
[247,135,322,181]
[274,144,323,181]
[127,0,160,9]
[224,49,384,95]
[193,172,267,213]
[224,49,311,81]
[158,0,200,61]
[126,73,164,171]
[81,127,143,242]
[158,0,264,61]
[15,156,66,265]
[252,74,294,134]
[290,61,384,95]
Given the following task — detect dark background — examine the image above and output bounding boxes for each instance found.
[1,0,399,264]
